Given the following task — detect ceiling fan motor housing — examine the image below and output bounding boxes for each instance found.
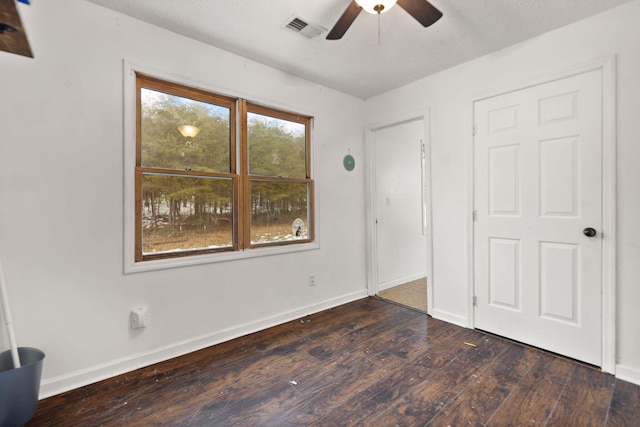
[356,0,397,14]
[327,0,442,40]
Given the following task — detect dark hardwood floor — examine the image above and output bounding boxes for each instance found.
[28,297,639,426]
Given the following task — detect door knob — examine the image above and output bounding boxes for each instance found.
[583,227,597,237]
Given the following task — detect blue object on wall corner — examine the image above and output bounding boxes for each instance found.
[17,0,31,5]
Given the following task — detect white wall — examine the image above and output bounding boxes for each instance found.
[365,0,640,384]
[0,0,368,397]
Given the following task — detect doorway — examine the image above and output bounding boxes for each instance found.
[371,118,431,313]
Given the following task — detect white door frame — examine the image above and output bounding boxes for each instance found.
[365,110,435,314]
[468,56,617,373]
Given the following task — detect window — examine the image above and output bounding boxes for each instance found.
[135,74,313,262]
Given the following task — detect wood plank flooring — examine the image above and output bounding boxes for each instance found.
[28,297,639,426]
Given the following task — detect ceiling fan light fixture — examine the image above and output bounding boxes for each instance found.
[177,124,200,138]
[356,0,397,14]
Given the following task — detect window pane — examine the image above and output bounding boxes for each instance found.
[142,174,233,255]
[247,112,306,178]
[250,181,309,244]
[141,88,231,173]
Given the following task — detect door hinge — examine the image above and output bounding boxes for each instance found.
[473,295,477,306]
[472,210,477,221]
[472,124,477,136]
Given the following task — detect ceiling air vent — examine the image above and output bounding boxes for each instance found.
[283,15,325,39]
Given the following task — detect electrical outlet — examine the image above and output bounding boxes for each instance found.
[131,306,149,329]
[309,274,316,286]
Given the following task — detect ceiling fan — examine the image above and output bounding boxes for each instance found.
[326,0,442,40]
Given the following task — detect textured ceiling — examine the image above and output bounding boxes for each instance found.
[85,0,633,99]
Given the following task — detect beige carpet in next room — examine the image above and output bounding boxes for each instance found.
[378,277,427,312]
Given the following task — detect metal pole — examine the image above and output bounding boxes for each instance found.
[0,258,20,368]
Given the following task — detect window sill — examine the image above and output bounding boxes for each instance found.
[124,241,320,274]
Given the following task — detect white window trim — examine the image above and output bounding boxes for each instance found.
[122,60,319,274]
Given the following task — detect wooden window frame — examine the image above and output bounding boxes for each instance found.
[134,74,314,262]
[241,101,315,249]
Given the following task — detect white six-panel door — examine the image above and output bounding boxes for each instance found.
[473,69,603,366]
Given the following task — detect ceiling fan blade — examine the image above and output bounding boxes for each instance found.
[396,0,443,27]
[326,1,362,40]
[0,0,33,57]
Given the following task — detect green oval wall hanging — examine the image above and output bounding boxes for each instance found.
[343,154,355,171]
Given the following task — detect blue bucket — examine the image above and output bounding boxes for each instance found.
[0,347,45,427]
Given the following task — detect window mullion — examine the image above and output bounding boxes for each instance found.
[239,99,250,250]
[138,167,236,180]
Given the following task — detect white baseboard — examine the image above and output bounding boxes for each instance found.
[39,289,368,399]
[615,364,640,386]
[431,309,468,328]
[377,273,427,292]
